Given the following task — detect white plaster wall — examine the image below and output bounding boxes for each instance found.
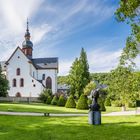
[37,69,57,94]
[7,48,43,97]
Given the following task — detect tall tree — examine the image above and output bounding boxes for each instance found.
[79,48,90,88]
[68,48,90,98]
[107,66,140,108]
[115,0,140,65]
[0,65,9,97]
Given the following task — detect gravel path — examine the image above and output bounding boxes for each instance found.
[0,110,140,117]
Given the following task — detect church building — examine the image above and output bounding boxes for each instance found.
[0,21,58,97]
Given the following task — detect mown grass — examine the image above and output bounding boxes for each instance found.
[0,103,88,114]
[0,115,139,140]
[0,103,135,114]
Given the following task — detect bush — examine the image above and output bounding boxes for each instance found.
[65,95,76,108]
[76,94,88,110]
[105,98,111,106]
[112,100,122,107]
[87,98,92,105]
[57,95,66,106]
[46,95,52,104]
[127,101,136,108]
[38,89,52,103]
[51,95,58,105]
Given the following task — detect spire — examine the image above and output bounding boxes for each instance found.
[25,18,30,38]
[26,18,29,32]
[22,19,33,59]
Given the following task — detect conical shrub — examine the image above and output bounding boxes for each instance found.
[46,95,52,104]
[57,95,66,106]
[76,94,88,110]
[51,95,58,105]
[65,95,76,108]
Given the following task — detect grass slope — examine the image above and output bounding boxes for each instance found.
[0,103,135,114]
[0,103,88,114]
[0,115,140,140]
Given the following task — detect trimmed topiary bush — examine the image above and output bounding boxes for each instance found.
[105,98,111,106]
[46,95,52,104]
[76,94,88,110]
[51,95,58,105]
[57,95,66,106]
[65,95,76,108]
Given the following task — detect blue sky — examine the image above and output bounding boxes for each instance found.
[0,0,133,75]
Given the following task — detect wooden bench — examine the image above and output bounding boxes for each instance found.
[44,113,50,116]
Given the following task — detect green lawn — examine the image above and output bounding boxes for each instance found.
[0,115,139,140]
[0,103,88,114]
[0,103,135,114]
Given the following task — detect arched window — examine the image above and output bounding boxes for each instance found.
[46,77,52,89]
[33,72,35,78]
[16,92,21,97]
[16,68,20,75]
[42,74,45,80]
[20,78,24,87]
[13,79,16,87]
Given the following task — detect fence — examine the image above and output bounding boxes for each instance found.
[0,97,40,103]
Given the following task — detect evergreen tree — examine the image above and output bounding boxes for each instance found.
[68,48,90,98]
[0,65,8,97]
[79,48,90,89]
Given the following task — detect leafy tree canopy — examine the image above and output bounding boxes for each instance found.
[0,65,9,97]
[115,0,140,65]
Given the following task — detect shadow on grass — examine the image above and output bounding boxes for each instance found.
[0,115,140,140]
[103,121,137,125]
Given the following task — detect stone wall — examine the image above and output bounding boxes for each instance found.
[0,97,40,103]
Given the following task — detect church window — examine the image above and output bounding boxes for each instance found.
[42,74,45,80]
[20,78,24,87]
[16,68,20,75]
[33,72,35,78]
[46,77,52,90]
[13,79,16,87]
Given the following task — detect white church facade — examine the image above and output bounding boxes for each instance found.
[0,21,58,97]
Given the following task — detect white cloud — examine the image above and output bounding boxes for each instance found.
[32,24,53,44]
[58,59,74,76]
[0,0,46,61]
[0,0,43,34]
[58,49,122,76]
[88,49,122,73]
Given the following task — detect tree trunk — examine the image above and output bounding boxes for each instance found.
[121,105,126,111]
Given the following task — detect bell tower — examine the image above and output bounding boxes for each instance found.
[22,19,33,59]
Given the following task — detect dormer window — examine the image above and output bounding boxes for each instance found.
[16,68,20,76]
